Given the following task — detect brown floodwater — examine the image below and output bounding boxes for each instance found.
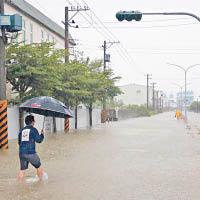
[1,113,200,200]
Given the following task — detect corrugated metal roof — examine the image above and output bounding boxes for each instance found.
[6,0,75,45]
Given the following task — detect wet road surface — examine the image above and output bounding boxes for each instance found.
[1,112,200,200]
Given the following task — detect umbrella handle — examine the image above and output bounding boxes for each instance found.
[42,116,45,130]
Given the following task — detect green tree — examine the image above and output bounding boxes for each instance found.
[55,60,91,129]
[83,61,122,126]
[6,42,65,104]
[6,42,122,130]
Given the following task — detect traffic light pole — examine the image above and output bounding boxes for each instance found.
[142,12,200,22]
[116,11,200,22]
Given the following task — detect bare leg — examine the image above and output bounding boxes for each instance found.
[37,166,43,180]
[18,170,26,181]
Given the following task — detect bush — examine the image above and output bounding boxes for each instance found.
[121,104,158,117]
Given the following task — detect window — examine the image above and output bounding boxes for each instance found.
[30,24,33,44]
[47,33,49,42]
[136,90,141,94]
[22,20,26,44]
[12,32,18,43]
[41,30,44,42]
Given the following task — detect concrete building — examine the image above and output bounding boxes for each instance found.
[115,84,169,111]
[4,0,75,49]
[115,84,154,106]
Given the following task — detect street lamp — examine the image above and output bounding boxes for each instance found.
[167,63,200,120]
[171,83,185,114]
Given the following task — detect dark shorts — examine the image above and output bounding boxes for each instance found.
[19,153,41,170]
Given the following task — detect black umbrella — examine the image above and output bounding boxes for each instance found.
[20,96,73,129]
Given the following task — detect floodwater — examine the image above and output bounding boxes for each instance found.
[1,112,200,200]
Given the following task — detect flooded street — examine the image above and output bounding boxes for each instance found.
[1,112,200,199]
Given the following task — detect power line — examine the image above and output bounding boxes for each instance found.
[67,0,142,74]
[66,0,110,40]
[80,0,137,64]
[79,0,145,75]
[74,0,133,61]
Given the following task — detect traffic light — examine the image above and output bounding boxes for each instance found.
[116,11,142,22]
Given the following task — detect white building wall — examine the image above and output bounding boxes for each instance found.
[4,3,73,51]
[92,109,102,125]
[7,107,20,139]
[116,84,153,106]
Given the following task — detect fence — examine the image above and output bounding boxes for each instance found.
[7,107,102,140]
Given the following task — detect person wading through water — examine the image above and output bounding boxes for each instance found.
[18,115,45,181]
[175,109,181,120]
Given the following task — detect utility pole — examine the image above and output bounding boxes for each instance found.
[0,0,8,149]
[145,74,151,115]
[64,5,89,130]
[102,40,119,70]
[0,0,6,100]
[64,5,89,62]
[103,40,106,70]
[64,6,70,132]
[151,82,156,111]
[102,40,119,123]
[156,91,159,110]
[65,7,69,63]
[159,92,162,112]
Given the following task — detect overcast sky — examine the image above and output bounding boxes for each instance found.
[26,0,200,98]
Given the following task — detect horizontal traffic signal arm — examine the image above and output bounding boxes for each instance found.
[116,11,200,22]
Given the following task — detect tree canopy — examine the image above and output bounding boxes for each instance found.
[6,42,121,108]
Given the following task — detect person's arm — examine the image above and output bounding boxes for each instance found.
[33,128,44,143]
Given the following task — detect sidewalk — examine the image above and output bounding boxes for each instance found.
[185,112,200,136]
